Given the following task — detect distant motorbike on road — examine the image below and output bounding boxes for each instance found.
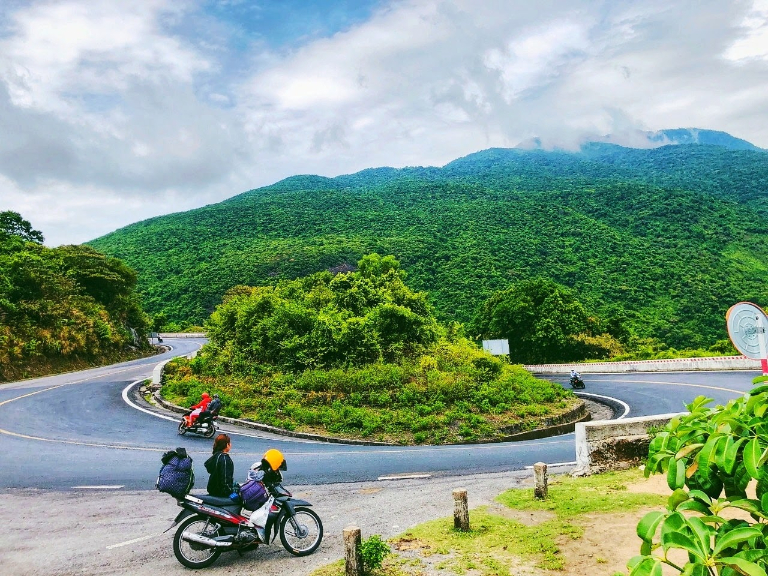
[177,411,218,438]
[169,466,323,568]
[569,375,585,389]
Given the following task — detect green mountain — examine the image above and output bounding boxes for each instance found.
[88,136,768,350]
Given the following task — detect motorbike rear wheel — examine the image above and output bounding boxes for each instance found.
[203,423,216,438]
[280,507,323,556]
[173,516,221,569]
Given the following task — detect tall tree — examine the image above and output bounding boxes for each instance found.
[471,278,616,364]
[0,211,44,243]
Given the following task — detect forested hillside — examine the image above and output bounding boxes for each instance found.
[0,212,151,381]
[89,141,768,351]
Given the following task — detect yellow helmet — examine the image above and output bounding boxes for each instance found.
[262,448,287,471]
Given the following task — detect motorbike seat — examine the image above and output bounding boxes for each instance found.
[186,493,243,514]
[198,494,237,507]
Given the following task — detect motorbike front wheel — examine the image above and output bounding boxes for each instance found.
[173,516,221,569]
[177,421,188,435]
[280,507,323,556]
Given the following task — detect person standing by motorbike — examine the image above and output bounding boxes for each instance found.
[205,433,235,498]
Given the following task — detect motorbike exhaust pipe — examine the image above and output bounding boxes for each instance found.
[182,532,233,548]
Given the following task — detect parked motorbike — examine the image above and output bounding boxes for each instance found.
[569,375,585,389]
[169,473,323,569]
[177,411,218,438]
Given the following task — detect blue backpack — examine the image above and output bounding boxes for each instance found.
[156,447,195,499]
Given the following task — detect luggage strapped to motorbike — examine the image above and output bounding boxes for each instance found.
[157,447,195,499]
[239,470,269,511]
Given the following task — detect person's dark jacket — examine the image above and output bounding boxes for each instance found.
[208,398,222,415]
[205,451,234,497]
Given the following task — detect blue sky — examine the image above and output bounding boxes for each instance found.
[1,0,767,245]
[201,0,384,48]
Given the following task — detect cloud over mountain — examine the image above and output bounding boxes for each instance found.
[1,0,767,245]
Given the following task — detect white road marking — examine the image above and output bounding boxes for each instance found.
[72,485,124,489]
[121,380,178,423]
[106,533,161,550]
[378,474,432,480]
[120,380,311,443]
[576,392,631,419]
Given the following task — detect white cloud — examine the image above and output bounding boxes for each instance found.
[724,0,768,61]
[1,0,768,246]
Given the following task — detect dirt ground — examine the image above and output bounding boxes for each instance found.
[382,472,673,576]
[554,473,670,576]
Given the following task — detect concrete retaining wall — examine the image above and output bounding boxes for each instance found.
[573,413,683,475]
[527,356,760,373]
[158,332,206,338]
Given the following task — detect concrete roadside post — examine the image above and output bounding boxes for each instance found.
[453,488,469,531]
[344,525,363,576]
[534,462,548,499]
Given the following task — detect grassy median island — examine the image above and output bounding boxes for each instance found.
[162,347,579,444]
[310,469,668,576]
[160,254,580,444]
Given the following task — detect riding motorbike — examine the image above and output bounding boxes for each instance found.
[569,375,585,389]
[177,411,218,438]
[169,474,323,569]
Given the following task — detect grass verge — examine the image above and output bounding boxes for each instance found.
[310,468,666,576]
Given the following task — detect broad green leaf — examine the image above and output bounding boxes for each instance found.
[646,452,669,474]
[726,499,763,516]
[668,456,686,490]
[681,564,710,576]
[698,434,725,468]
[628,556,663,576]
[749,385,768,397]
[724,464,752,499]
[689,490,713,504]
[714,527,762,555]
[746,440,764,479]
[637,511,666,542]
[668,488,690,511]
[688,466,724,499]
[687,516,713,555]
[736,549,768,563]
[661,530,705,561]
[677,499,711,515]
[699,515,729,524]
[718,556,767,576]
[723,437,747,475]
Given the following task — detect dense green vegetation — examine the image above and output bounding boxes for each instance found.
[161,256,577,444]
[470,277,625,363]
[0,211,151,381]
[90,142,768,352]
[632,387,768,576]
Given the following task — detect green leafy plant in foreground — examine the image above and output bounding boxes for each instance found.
[630,386,768,576]
[360,535,391,573]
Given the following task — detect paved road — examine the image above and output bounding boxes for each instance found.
[0,340,760,491]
